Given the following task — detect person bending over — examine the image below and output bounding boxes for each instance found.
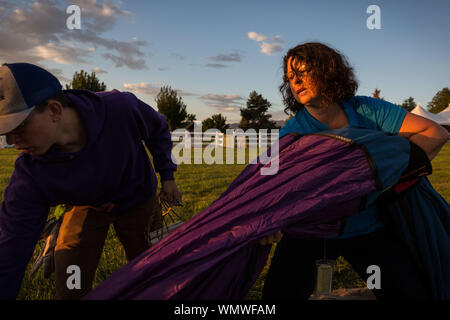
[0,63,182,299]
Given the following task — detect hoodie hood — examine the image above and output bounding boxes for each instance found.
[32,89,106,162]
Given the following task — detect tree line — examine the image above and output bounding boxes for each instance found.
[372,87,450,113]
[65,70,450,132]
[65,70,279,132]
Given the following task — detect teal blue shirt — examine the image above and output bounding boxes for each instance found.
[280,96,407,238]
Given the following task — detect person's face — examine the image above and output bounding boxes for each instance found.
[286,56,319,106]
[5,103,58,156]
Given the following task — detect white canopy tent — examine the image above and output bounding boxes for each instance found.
[411,104,450,126]
[438,103,450,114]
[436,103,450,125]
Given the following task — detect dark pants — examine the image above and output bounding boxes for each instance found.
[54,196,160,300]
[262,227,431,300]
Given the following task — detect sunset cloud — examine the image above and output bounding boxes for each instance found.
[260,42,284,55]
[208,52,243,63]
[206,63,229,68]
[0,0,149,70]
[92,67,108,74]
[247,32,284,56]
[123,82,197,97]
[247,32,267,42]
[123,82,160,95]
[200,94,245,113]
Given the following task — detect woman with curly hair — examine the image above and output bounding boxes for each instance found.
[261,42,448,300]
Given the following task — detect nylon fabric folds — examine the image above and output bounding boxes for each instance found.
[379,177,450,299]
[85,127,411,299]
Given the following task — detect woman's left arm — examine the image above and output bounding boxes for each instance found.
[398,112,448,161]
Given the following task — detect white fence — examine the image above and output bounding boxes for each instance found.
[171,130,279,149]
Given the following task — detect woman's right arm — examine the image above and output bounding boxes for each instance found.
[398,112,448,161]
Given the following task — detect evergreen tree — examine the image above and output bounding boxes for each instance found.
[155,86,195,131]
[239,91,277,130]
[65,70,106,91]
[182,113,197,132]
[202,114,230,132]
[428,87,450,114]
[400,97,416,112]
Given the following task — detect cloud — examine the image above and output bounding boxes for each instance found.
[270,35,283,43]
[260,42,284,55]
[201,94,244,101]
[0,0,149,71]
[46,66,71,83]
[205,63,229,68]
[92,66,108,74]
[176,89,197,97]
[123,82,197,97]
[247,32,284,56]
[65,30,149,70]
[0,1,68,63]
[33,43,91,64]
[73,0,133,33]
[200,94,244,113]
[123,82,160,95]
[247,32,267,42]
[102,52,147,70]
[208,51,243,63]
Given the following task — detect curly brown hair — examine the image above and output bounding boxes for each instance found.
[280,42,358,115]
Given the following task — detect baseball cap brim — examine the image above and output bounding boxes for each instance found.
[0,106,35,135]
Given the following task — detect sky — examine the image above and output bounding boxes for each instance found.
[0,0,449,122]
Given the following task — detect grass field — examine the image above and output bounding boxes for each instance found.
[0,143,448,300]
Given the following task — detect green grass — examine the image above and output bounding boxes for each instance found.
[429,143,450,200]
[0,143,448,299]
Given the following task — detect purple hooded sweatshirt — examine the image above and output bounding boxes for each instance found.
[0,89,176,299]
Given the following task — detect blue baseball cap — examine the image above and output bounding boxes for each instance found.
[0,63,62,135]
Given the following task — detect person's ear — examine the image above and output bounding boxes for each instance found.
[46,100,63,122]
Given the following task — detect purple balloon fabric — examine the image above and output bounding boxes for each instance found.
[85,133,378,299]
